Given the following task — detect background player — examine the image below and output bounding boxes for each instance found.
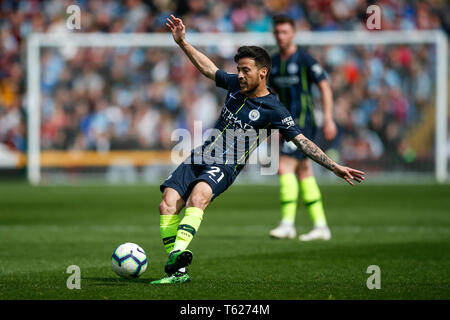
[269,15,337,241]
[152,15,365,285]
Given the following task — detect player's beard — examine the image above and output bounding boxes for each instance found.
[240,81,258,96]
[277,41,288,51]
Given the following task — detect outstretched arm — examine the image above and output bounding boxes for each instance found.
[166,15,218,80]
[318,79,337,141]
[291,133,365,186]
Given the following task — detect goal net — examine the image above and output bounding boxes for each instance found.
[26,30,448,184]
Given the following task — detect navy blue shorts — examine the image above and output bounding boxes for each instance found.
[280,124,317,160]
[160,163,236,202]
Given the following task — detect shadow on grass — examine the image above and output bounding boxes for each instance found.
[84,277,158,285]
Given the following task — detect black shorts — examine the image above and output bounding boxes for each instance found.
[280,124,317,161]
[160,163,236,202]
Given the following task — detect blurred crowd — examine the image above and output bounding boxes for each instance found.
[0,0,448,169]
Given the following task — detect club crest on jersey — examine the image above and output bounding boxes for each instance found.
[288,63,298,74]
[249,109,260,121]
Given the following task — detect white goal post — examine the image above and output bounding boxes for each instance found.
[27,30,448,184]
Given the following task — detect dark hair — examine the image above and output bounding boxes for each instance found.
[272,15,295,28]
[234,46,272,76]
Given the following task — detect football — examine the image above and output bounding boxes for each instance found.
[111,243,148,278]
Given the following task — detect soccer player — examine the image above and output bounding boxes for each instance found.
[151,15,364,285]
[269,15,337,241]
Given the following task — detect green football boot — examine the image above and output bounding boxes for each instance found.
[164,249,193,275]
[150,271,190,285]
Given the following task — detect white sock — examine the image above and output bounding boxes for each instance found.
[280,221,294,227]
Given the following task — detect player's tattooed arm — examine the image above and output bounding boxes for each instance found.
[292,134,336,171]
[292,134,365,186]
[166,15,218,80]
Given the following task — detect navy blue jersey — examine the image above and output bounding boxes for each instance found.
[269,47,326,129]
[189,69,302,176]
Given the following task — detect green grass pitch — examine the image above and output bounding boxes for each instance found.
[0,181,449,299]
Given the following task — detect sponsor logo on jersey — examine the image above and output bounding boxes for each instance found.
[272,75,299,87]
[311,64,324,77]
[281,116,295,128]
[221,106,254,130]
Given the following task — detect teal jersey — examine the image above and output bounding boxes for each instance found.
[269,47,326,129]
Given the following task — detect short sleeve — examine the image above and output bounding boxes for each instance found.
[270,105,302,141]
[303,53,327,84]
[215,69,239,91]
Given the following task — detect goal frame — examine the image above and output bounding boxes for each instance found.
[26,30,448,184]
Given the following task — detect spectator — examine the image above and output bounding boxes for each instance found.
[0,0,446,173]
